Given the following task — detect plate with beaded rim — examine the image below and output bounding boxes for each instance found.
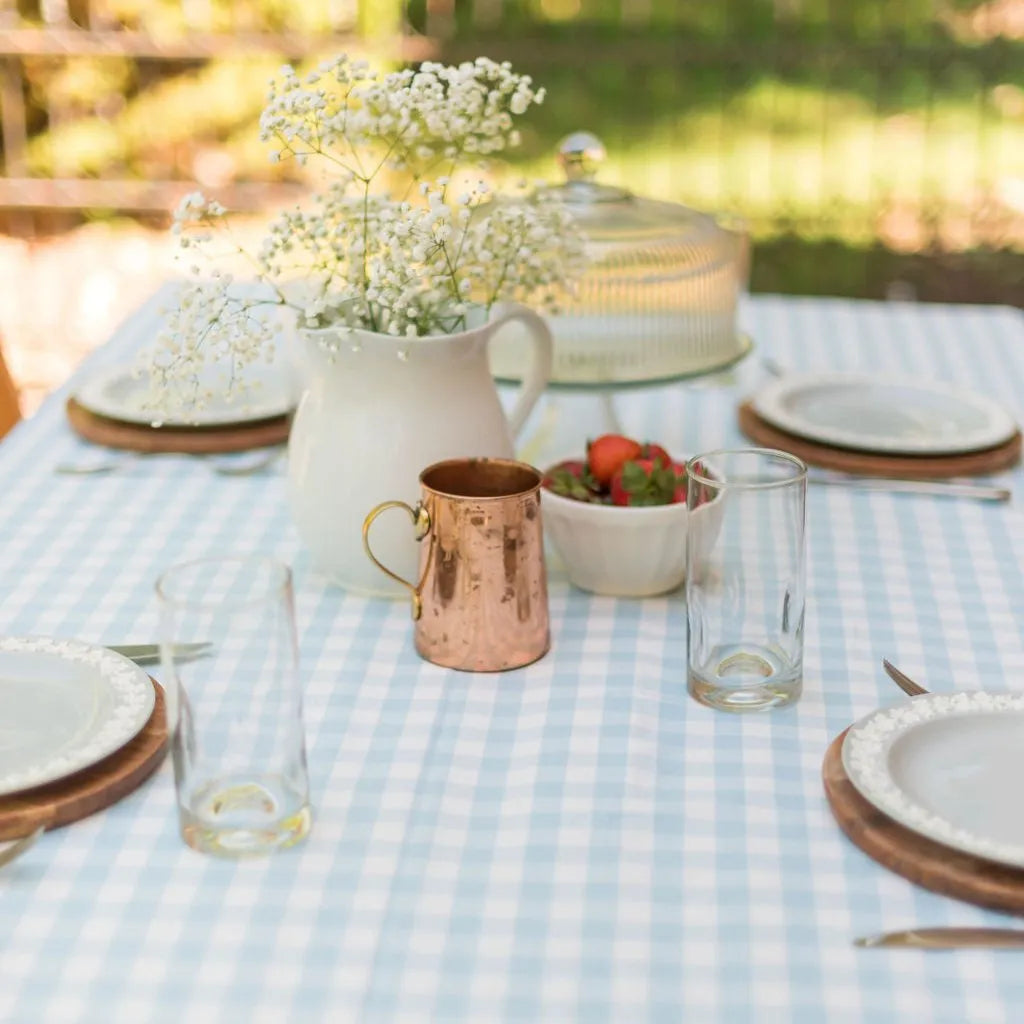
[73,363,296,428]
[753,374,1018,455]
[842,691,1024,869]
[0,636,155,796]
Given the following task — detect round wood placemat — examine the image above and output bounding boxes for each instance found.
[738,401,1021,479]
[0,680,169,841]
[67,398,290,454]
[823,729,1024,915]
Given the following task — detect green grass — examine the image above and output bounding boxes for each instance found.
[26,58,283,178]
[497,47,1024,250]
[14,23,1024,282]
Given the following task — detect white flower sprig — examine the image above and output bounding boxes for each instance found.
[148,55,586,416]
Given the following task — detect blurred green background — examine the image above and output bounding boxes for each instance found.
[2,0,1022,303]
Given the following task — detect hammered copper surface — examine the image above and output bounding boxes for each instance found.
[415,458,549,672]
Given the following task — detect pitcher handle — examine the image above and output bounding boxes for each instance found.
[487,304,554,440]
[362,501,431,620]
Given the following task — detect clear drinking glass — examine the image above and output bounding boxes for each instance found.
[686,448,807,712]
[157,556,312,856]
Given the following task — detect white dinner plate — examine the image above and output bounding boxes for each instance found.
[752,374,1018,455]
[842,692,1024,869]
[0,636,155,796]
[73,363,296,428]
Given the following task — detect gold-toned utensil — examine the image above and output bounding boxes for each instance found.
[855,927,1024,949]
[108,642,212,666]
[0,826,44,870]
[882,659,929,698]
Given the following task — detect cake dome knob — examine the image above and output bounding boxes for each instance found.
[557,132,607,183]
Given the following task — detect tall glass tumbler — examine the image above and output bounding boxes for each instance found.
[157,557,312,856]
[686,449,807,712]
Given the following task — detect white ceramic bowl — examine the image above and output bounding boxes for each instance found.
[540,487,689,597]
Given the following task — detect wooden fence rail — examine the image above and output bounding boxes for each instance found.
[0,0,434,217]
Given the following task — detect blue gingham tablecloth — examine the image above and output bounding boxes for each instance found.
[1,291,1023,1023]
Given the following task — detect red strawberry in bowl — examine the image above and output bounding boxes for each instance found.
[610,458,685,507]
[541,441,723,597]
[639,442,673,468]
[542,459,603,503]
[672,461,688,504]
[586,434,642,487]
[687,458,717,508]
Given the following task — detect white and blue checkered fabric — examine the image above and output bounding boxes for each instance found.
[1,291,1023,1022]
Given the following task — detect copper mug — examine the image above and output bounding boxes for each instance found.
[362,458,550,672]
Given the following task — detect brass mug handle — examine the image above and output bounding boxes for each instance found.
[362,501,431,620]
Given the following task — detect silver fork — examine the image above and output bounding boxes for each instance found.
[208,449,285,476]
[54,449,284,478]
[882,659,928,697]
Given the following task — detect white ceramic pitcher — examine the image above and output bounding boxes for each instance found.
[287,305,552,594]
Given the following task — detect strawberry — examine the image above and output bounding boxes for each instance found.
[610,457,686,507]
[586,434,642,487]
[542,459,603,503]
[639,442,673,468]
[687,459,717,508]
[669,460,694,503]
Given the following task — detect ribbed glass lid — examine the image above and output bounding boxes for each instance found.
[540,131,724,246]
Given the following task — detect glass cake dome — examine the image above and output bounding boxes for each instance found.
[489,131,751,388]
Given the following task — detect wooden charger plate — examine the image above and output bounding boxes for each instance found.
[67,398,290,455]
[0,680,169,841]
[823,729,1024,916]
[738,401,1021,479]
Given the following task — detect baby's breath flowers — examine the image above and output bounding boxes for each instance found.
[149,55,585,415]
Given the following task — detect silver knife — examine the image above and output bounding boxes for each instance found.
[855,928,1024,949]
[107,642,212,665]
[808,476,1011,503]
